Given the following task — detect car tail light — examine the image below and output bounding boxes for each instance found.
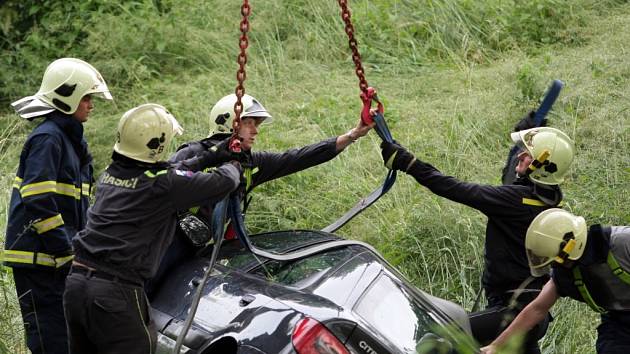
[292,317,349,354]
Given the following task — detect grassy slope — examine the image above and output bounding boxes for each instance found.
[1,1,629,352]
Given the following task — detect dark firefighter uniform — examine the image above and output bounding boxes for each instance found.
[552,225,630,353]
[63,155,240,353]
[4,112,93,354]
[146,135,340,297]
[173,135,339,199]
[403,158,561,353]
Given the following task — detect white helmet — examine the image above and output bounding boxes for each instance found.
[114,104,183,163]
[511,127,575,185]
[36,58,112,114]
[209,94,272,136]
[525,208,588,277]
[12,58,112,118]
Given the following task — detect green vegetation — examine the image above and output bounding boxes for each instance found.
[1,0,629,352]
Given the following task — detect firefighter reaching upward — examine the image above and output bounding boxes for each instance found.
[381,124,575,353]
[146,93,374,296]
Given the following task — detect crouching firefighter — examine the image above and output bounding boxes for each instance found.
[381,125,575,353]
[482,209,630,354]
[4,58,112,354]
[145,93,373,297]
[63,104,241,353]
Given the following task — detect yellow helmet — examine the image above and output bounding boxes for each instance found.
[525,208,588,277]
[209,94,272,136]
[34,58,112,114]
[511,127,575,185]
[114,104,183,163]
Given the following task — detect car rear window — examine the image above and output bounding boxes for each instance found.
[250,247,355,287]
[218,230,339,270]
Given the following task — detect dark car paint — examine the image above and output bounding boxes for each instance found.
[151,230,477,354]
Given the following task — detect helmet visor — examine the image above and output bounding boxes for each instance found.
[241,99,272,123]
[169,115,184,136]
[87,80,113,100]
[510,129,539,153]
[526,248,553,277]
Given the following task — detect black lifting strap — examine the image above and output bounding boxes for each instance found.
[322,112,397,233]
[228,194,361,262]
[173,199,229,354]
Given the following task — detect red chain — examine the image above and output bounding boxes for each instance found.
[231,0,251,152]
[337,0,368,95]
[337,0,382,125]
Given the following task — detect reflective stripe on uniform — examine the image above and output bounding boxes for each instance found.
[20,180,57,197]
[56,182,81,198]
[144,170,167,178]
[16,176,84,200]
[522,197,564,207]
[244,167,259,190]
[13,176,22,189]
[134,290,153,351]
[3,250,74,268]
[81,183,91,197]
[522,198,546,206]
[33,214,65,234]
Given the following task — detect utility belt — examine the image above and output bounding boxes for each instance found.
[70,262,142,287]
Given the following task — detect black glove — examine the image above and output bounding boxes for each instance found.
[198,138,245,168]
[380,141,416,172]
[212,138,245,163]
[513,110,546,132]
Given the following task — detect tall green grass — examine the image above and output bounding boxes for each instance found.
[1,0,629,352]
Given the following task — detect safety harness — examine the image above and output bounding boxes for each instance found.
[572,252,630,313]
[552,230,630,314]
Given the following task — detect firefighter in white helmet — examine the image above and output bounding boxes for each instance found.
[146,93,373,296]
[381,118,575,352]
[63,103,241,352]
[4,58,112,354]
[483,209,630,353]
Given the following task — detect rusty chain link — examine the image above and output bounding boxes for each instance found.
[337,0,369,95]
[233,0,251,136]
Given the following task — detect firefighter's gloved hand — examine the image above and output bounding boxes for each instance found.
[212,138,246,163]
[513,110,546,132]
[198,139,244,169]
[381,141,416,172]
